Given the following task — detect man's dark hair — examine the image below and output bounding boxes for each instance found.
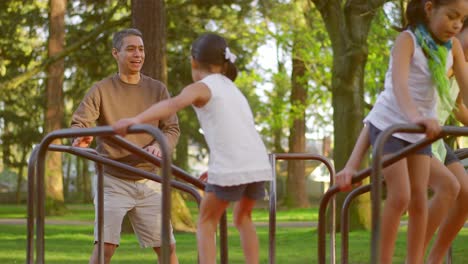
[112,28,143,51]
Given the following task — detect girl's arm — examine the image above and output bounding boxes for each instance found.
[113,82,211,135]
[454,93,468,125]
[392,31,440,138]
[335,125,370,191]
[453,37,468,107]
[392,32,420,121]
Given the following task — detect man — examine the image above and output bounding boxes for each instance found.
[71,28,179,264]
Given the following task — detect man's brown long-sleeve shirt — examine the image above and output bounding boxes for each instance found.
[71,74,180,179]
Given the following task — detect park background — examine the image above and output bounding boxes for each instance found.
[1,0,468,263]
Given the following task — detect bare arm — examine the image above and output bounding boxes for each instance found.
[453,37,468,107]
[454,93,468,125]
[392,32,420,122]
[152,86,180,152]
[113,82,211,135]
[391,32,440,138]
[335,125,370,191]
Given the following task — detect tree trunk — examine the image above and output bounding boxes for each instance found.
[285,39,309,208]
[45,0,66,216]
[311,0,388,230]
[81,159,92,203]
[15,147,28,204]
[131,0,167,84]
[131,0,195,231]
[64,154,72,200]
[174,131,189,171]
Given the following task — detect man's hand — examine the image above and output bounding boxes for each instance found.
[112,118,138,136]
[199,171,208,182]
[144,145,161,158]
[72,136,94,148]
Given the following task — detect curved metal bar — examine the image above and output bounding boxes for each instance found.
[96,163,104,264]
[26,146,40,264]
[340,184,372,264]
[104,136,205,189]
[270,153,335,264]
[340,147,468,264]
[318,185,340,264]
[268,154,277,264]
[102,135,237,263]
[47,145,202,203]
[317,125,468,264]
[369,124,468,262]
[34,125,172,264]
[454,148,468,160]
[47,144,206,262]
[320,130,434,264]
[370,124,431,263]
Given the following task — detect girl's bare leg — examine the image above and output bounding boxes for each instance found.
[423,158,460,253]
[427,161,468,264]
[380,158,411,264]
[197,192,230,264]
[406,155,431,264]
[233,196,259,264]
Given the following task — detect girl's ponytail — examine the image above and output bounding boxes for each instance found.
[192,33,238,81]
[225,61,238,82]
[405,0,427,28]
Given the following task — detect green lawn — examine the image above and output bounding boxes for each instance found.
[0,203,460,263]
[2,223,468,263]
[0,202,319,223]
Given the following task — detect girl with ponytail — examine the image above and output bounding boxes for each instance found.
[112,33,272,264]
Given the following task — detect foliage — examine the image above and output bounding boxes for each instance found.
[0,0,402,212]
[165,1,269,171]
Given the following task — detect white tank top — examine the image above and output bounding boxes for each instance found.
[365,30,453,143]
[193,74,272,186]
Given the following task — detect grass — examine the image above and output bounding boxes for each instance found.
[0,202,319,223]
[3,223,468,263]
[1,203,459,263]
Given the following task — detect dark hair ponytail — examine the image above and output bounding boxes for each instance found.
[225,61,238,81]
[191,33,238,81]
[405,0,427,28]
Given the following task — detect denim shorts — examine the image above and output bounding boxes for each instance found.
[205,181,266,202]
[444,143,459,165]
[368,122,432,156]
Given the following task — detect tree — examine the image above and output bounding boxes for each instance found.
[131,0,167,84]
[44,0,67,215]
[310,0,389,229]
[131,0,195,231]
[286,36,309,208]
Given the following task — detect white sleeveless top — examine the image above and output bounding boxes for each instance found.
[364,30,453,143]
[193,74,272,186]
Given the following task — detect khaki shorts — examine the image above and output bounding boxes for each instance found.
[93,174,176,248]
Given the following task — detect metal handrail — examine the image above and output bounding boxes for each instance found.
[340,147,468,264]
[318,124,468,264]
[47,144,203,202]
[268,153,335,264]
[371,125,468,263]
[27,128,234,264]
[32,125,172,264]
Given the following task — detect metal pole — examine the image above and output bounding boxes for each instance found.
[26,146,39,264]
[96,163,104,264]
[268,154,277,264]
